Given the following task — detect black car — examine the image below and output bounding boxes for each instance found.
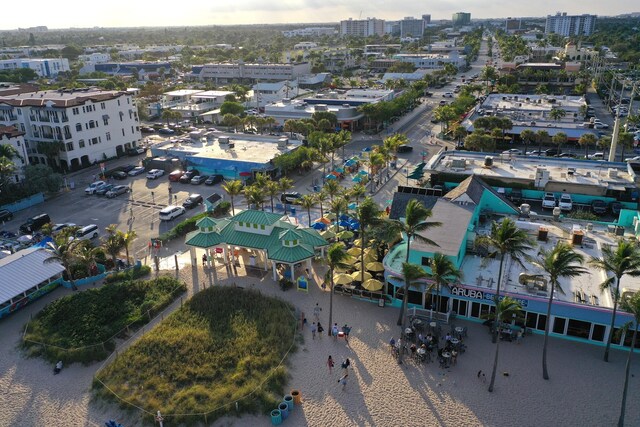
[112,171,128,180]
[397,145,413,153]
[544,148,562,157]
[127,146,146,156]
[121,164,136,173]
[591,200,607,215]
[205,174,224,185]
[95,184,115,196]
[610,201,622,216]
[140,126,155,133]
[179,169,200,183]
[19,213,50,234]
[183,194,204,209]
[0,209,13,222]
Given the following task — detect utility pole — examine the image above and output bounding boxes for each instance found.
[608,82,625,162]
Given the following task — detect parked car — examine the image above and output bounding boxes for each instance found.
[281,192,302,204]
[190,175,207,185]
[526,150,543,156]
[52,223,76,235]
[397,145,413,153]
[127,146,146,156]
[588,152,605,160]
[502,149,522,155]
[0,209,13,222]
[19,213,51,234]
[183,194,204,209]
[159,205,186,221]
[74,224,99,241]
[146,169,165,180]
[168,170,185,182]
[179,169,200,183]
[591,199,607,215]
[140,126,155,133]
[509,189,523,205]
[111,171,128,180]
[594,123,609,130]
[128,166,145,176]
[205,174,224,185]
[95,184,115,196]
[443,92,454,98]
[542,193,557,209]
[609,201,622,216]
[84,180,107,195]
[106,185,130,198]
[624,156,640,162]
[557,152,577,158]
[544,148,562,157]
[558,194,573,212]
[158,128,176,135]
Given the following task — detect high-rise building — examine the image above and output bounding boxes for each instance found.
[422,14,432,25]
[339,18,385,37]
[505,18,522,33]
[545,13,597,36]
[400,17,425,38]
[452,12,471,27]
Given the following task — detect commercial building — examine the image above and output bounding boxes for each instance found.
[339,18,385,37]
[0,58,69,78]
[148,89,234,120]
[84,61,172,78]
[0,87,142,171]
[282,27,336,37]
[452,12,471,27]
[400,17,425,38]
[505,18,522,33]
[364,45,402,56]
[422,14,431,25]
[392,51,467,70]
[545,13,597,37]
[192,62,311,84]
[0,125,28,183]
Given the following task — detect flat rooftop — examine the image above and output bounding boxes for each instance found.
[152,133,301,165]
[427,151,638,190]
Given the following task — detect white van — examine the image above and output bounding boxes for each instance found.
[75,224,99,240]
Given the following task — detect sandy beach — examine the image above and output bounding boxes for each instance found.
[1,253,638,427]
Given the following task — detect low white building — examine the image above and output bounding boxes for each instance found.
[252,81,298,109]
[294,42,318,50]
[0,58,70,78]
[0,125,28,183]
[393,51,466,70]
[78,53,111,64]
[282,27,336,37]
[0,87,141,171]
[194,62,311,83]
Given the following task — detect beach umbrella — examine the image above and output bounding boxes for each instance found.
[335,167,345,173]
[362,278,384,292]
[349,220,360,229]
[333,273,354,285]
[342,254,357,264]
[339,220,351,228]
[347,247,362,257]
[311,222,326,230]
[327,224,339,233]
[353,238,364,247]
[334,265,350,274]
[351,270,372,282]
[320,230,335,239]
[366,261,385,272]
[325,212,337,220]
[358,170,369,176]
[348,202,358,210]
[352,175,362,183]
[362,147,372,152]
[317,217,331,225]
[326,174,337,180]
[340,214,350,221]
[337,230,354,240]
[363,252,378,263]
[344,159,356,166]
[353,261,363,272]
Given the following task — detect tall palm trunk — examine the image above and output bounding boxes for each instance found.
[360,227,366,283]
[328,271,335,336]
[125,245,131,266]
[492,253,506,343]
[604,277,621,362]
[270,197,275,213]
[230,196,236,215]
[618,328,637,427]
[488,333,501,392]
[542,280,556,380]
[397,236,412,326]
[307,208,311,225]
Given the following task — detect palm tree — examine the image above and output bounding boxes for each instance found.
[299,194,316,225]
[122,230,138,266]
[552,132,568,155]
[327,243,350,336]
[103,224,125,269]
[383,199,441,326]
[330,197,348,234]
[427,253,462,316]
[536,130,550,154]
[485,297,524,392]
[590,240,640,362]
[475,218,534,341]
[315,190,328,218]
[579,133,597,158]
[357,197,382,283]
[244,185,265,211]
[44,233,84,291]
[253,173,270,191]
[534,242,587,380]
[278,177,293,214]
[323,179,340,203]
[265,180,280,212]
[617,292,640,427]
[398,262,428,364]
[222,180,244,215]
[76,242,100,278]
[349,183,366,205]
[520,129,535,153]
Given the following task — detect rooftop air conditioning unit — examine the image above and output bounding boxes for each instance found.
[219,136,229,144]
[608,168,618,179]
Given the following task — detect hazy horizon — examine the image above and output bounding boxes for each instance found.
[1,1,638,31]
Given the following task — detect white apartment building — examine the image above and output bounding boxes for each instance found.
[393,51,466,70]
[252,81,297,109]
[0,58,70,78]
[0,88,141,171]
[340,18,385,37]
[78,53,111,64]
[294,42,318,50]
[195,62,311,83]
[545,13,597,37]
[0,125,28,183]
[282,27,335,37]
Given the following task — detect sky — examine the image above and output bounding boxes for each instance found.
[1,1,637,30]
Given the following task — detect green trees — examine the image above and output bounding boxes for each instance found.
[398,262,428,364]
[534,242,587,380]
[299,195,316,225]
[326,243,350,336]
[161,109,181,125]
[104,224,125,269]
[221,180,244,215]
[219,101,245,116]
[589,240,640,362]
[549,108,567,122]
[426,253,461,316]
[433,105,458,133]
[485,297,524,392]
[44,232,84,291]
[617,292,640,427]
[579,133,597,158]
[552,132,568,155]
[520,129,535,152]
[476,218,534,342]
[535,130,550,153]
[356,197,383,283]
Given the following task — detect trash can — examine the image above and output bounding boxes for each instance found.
[290,207,296,216]
[290,389,301,405]
[278,402,289,420]
[271,409,282,425]
[378,298,385,307]
[284,394,294,410]
[538,227,548,242]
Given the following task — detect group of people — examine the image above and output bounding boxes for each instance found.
[328,355,351,389]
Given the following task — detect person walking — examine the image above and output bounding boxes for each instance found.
[331,323,339,340]
[342,324,351,343]
[338,373,348,389]
[317,322,324,339]
[311,322,317,340]
[202,253,207,267]
[313,303,322,322]
[327,355,334,374]
[341,358,351,376]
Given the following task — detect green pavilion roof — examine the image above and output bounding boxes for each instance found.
[231,210,283,226]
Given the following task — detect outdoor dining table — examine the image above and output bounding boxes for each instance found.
[450,338,460,346]
[454,326,464,338]
[442,352,452,367]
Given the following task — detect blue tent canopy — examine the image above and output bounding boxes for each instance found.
[326,174,337,180]
[311,222,326,230]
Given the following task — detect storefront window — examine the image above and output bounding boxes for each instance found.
[471,302,481,318]
[386,283,394,298]
[591,324,606,342]
[567,319,591,339]
[537,314,548,331]
[553,317,567,334]
[525,312,538,329]
[408,289,422,305]
[452,299,468,317]
[622,328,640,348]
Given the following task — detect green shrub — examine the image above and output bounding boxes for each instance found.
[104,265,151,284]
[567,210,599,221]
[213,200,231,216]
[95,287,297,424]
[23,276,185,364]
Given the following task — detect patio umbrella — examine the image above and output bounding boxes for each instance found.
[335,167,345,173]
[239,171,252,177]
[342,254,357,264]
[339,220,351,228]
[348,202,358,210]
[352,175,362,183]
[317,217,331,225]
[311,222,326,230]
[351,270,372,282]
[337,230,354,240]
[333,273,354,285]
[334,265,350,274]
[320,230,335,239]
[347,247,362,257]
[325,174,337,180]
[325,212,337,220]
[353,238,364,247]
[362,147,372,152]
[358,170,369,176]
[353,261,363,271]
[362,278,384,292]
[340,214,350,221]
[344,159,356,166]
[366,261,385,272]
[363,252,378,263]
[349,220,360,229]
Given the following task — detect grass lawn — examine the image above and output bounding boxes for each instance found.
[22,275,186,364]
[94,287,297,425]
